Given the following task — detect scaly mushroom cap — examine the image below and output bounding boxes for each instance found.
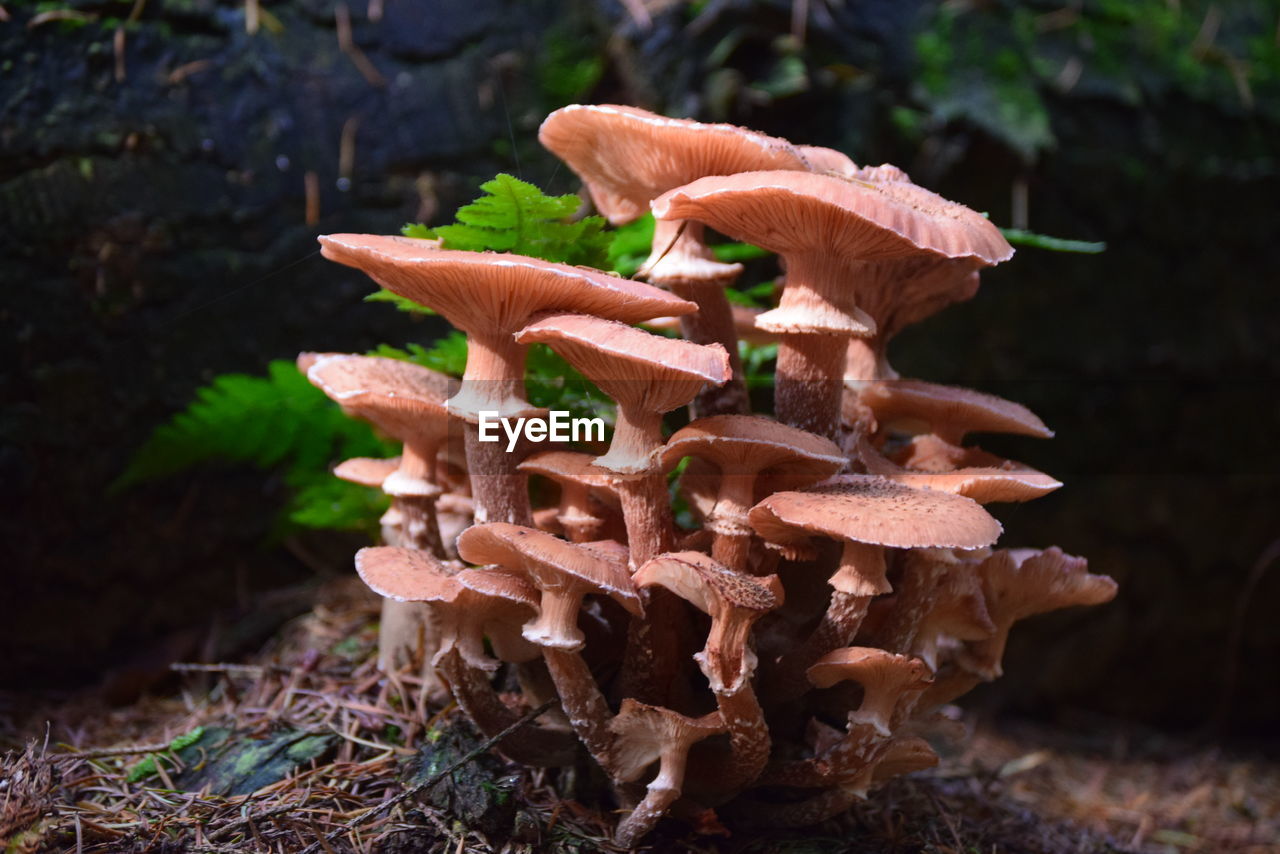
[807,647,933,737]
[857,439,1062,504]
[859,379,1052,444]
[333,456,400,489]
[959,547,1118,679]
[608,699,727,782]
[456,523,641,651]
[516,313,731,474]
[307,354,456,497]
[634,551,783,693]
[538,104,809,225]
[748,475,1002,593]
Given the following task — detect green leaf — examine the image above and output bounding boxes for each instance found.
[126,726,206,784]
[1000,228,1106,254]
[364,288,436,314]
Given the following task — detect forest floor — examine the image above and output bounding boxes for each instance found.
[3,579,1276,854]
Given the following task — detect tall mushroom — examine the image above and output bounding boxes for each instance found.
[539,103,811,417]
[318,237,694,526]
[306,354,457,674]
[653,170,1011,439]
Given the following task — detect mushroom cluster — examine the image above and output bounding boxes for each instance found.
[305,104,1117,846]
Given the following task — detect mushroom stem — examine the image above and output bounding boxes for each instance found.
[775,333,849,440]
[708,685,771,795]
[769,591,873,702]
[614,742,695,847]
[709,473,756,572]
[542,647,617,768]
[463,425,533,526]
[845,336,898,383]
[596,406,665,476]
[649,220,751,418]
[436,647,576,766]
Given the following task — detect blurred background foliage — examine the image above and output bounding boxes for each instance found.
[3,0,1277,737]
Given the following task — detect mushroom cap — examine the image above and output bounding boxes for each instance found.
[608,698,726,782]
[652,170,1013,264]
[333,456,401,488]
[748,475,1002,554]
[870,736,939,783]
[807,647,932,691]
[857,439,1061,503]
[319,237,696,339]
[307,354,455,440]
[518,450,620,495]
[296,351,343,375]
[660,415,846,479]
[859,379,1052,441]
[354,546,459,603]
[515,313,731,413]
[456,523,642,614]
[538,104,809,225]
[797,145,858,177]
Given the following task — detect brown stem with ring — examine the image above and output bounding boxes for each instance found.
[708,473,757,573]
[463,423,532,527]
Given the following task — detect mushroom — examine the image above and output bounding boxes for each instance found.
[318,237,694,526]
[354,546,574,765]
[306,354,458,675]
[796,145,858,177]
[958,547,1118,680]
[608,699,726,847]
[456,523,640,767]
[539,103,810,417]
[660,415,846,571]
[653,170,1011,439]
[857,378,1053,446]
[855,437,1062,506]
[635,552,782,792]
[869,736,939,784]
[515,312,731,564]
[748,475,1002,698]
[807,647,932,737]
[518,450,621,543]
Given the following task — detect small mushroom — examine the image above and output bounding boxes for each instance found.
[958,547,1118,680]
[661,415,846,571]
[518,450,620,543]
[857,378,1053,446]
[635,552,783,792]
[807,647,933,737]
[608,699,726,846]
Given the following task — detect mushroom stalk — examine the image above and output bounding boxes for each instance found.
[437,648,576,767]
[542,647,617,767]
[649,220,750,418]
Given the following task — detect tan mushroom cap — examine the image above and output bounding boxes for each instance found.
[960,547,1117,679]
[634,551,783,693]
[749,475,1003,556]
[296,351,343,375]
[516,313,731,474]
[859,379,1052,443]
[355,546,458,603]
[807,647,933,736]
[857,439,1062,504]
[653,169,1013,265]
[661,414,847,477]
[307,354,456,497]
[455,523,641,651]
[609,698,727,782]
[538,104,809,225]
[797,145,858,177]
[333,456,401,488]
[455,566,542,664]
